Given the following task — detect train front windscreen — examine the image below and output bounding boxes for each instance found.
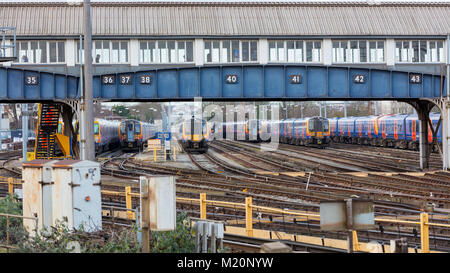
[94,123,100,135]
[184,119,207,136]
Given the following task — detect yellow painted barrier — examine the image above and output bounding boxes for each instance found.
[353,230,360,252]
[8,177,13,195]
[125,186,135,220]
[246,197,253,237]
[100,190,447,253]
[420,213,429,253]
[200,193,207,219]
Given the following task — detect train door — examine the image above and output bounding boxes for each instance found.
[358,121,362,137]
[382,120,386,139]
[428,120,433,143]
[302,121,305,138]
[374,118,379,138]
[412,119,417,141]
[347,121,351,137]
[127,122,134,142]
[394,120,398,140]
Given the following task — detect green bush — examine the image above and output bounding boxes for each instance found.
[0,194,27,245]
[0,194,196,253]
[149,212,195,253]
[14,220,142,253]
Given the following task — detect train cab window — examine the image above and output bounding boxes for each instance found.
[308,120,315,131]
[58,123,63,134]
[135,123,141,134]
[94,123,99,135]
[323,121,329,132]
[202,121,208,134]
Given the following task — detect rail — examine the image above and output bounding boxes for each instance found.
[3,177,449,253]
[102,187,450,253]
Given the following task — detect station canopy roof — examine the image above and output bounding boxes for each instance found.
[0,1,449,37]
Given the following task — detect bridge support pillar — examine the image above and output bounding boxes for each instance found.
[418,110,430,170]
[410,100,435,170]
[442,98,450,170]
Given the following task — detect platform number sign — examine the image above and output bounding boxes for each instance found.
[225,74,238,84]
[119,74,133,85]
[289,75,302,84]
[25,75,39,85]
[410,74,422,84]
[139,75,152,84]
[353,74,366,84]
[102,75,115,85]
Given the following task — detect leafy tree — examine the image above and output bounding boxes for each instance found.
[112,105,130,117]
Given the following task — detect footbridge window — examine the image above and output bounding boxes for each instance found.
[204,40,257,63]
[332,41,347,63]
[16,40,65,64]
[139,40,193,64]
[77,40,129,64]
[395,40,444,63]
[333,40,382,63]
[306,41,321,62]
[269,40,319,63]
[369,41,385,63]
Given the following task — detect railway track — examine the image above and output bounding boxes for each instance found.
[97,142,450,251]
[3,140,449,252]
[0,156,22,177]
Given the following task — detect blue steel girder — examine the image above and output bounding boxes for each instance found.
[94,65,446,101]
[0,65,446,102]
[0,67,79,102]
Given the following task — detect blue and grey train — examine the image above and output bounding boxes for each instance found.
[119,119,158,151]
[219,116,330,148]
[329,112,442,151]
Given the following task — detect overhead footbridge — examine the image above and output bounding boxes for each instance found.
[0,65,445,102]
[0,65,447,170]
[89,66,446,101]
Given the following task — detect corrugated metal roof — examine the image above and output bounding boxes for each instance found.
[0,2,449,36]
